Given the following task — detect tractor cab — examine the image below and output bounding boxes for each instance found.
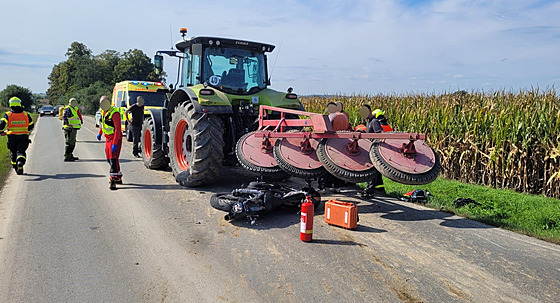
[155,30,275,96]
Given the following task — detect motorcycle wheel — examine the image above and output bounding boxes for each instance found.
[210,193,243,212]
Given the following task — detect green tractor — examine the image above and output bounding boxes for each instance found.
[141,28,303,186]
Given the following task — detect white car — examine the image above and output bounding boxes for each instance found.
[95,108,102,127]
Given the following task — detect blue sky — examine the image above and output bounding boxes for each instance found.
[1,0,559,96]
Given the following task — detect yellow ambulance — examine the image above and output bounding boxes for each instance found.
[111,80,168,141]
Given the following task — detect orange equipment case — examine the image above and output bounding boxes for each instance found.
[324,199,358,229]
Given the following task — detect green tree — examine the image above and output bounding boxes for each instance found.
[46,43,160,109]
[65,42,95,92]
[73,81,112,115]
[94,50,121,85]
[47,42,95,102]
[113,49,158,83]
[47,61,70,103]
[0,85,34,110]
[66,41,93,59]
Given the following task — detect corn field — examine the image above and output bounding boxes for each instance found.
[301,88,560,198]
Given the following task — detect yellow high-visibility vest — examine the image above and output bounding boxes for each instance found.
[63,106,81,129]
[101,107,119,135]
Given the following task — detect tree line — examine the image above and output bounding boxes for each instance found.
[0,85,37,111]
[47,42,161,114]
[1,42,161,114]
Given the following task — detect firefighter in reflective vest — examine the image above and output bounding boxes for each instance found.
[0,97,34,175]
[359,105,393,198]
[62,98,83,161]
[96,96,123,190]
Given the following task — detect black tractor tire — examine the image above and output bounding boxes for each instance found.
[125,124,133,142]
[235,131,290,181]
[369,141,441,185]
[169,101,224,187]
[316,138,381,183]
[141,117,168,169]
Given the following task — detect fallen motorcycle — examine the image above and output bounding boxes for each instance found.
[210,181,321,225]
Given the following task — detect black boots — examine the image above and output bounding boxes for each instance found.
[64,145,78,161]
[15,160,24,175]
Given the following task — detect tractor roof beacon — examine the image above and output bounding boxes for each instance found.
[141,27,303,187]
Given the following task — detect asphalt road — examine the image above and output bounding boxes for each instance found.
[0,115,559,303]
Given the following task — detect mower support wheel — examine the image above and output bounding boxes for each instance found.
[236,131,290,181]
[369,138,440,185]
[317,138,380,183]
[273,136,326,179]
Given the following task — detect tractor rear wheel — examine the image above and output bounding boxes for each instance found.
[141,117,168,169]
[169,101,224,187]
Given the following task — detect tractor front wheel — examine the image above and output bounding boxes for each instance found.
[168,101,224,187]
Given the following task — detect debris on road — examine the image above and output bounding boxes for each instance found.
[401,189,431,203]
[453,198,481,207]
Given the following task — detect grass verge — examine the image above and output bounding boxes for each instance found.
[377,177,560,244]
[0,134,10,189]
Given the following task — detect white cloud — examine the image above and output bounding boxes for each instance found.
[0,0,559,95]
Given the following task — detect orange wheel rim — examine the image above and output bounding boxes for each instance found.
[143,129,152,159]
[174,119,191,170]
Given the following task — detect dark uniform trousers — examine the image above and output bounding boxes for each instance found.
[131,124,142,155]
[7,134,30,167]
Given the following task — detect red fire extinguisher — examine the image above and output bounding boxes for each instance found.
[300,196,314,242]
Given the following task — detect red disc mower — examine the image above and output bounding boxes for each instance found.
[235,106,440,185]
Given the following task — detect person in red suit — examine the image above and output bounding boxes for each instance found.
[96,96,122,190]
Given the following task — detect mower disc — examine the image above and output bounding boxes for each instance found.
[236,131,289,180]
[369,137,440,185]
[274,137,326,179]
[316,138,380,183]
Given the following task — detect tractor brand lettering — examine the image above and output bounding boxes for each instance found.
[235,41,249,46]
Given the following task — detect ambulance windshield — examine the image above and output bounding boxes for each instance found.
[129,91,167,107]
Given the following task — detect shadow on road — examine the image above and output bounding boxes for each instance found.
[310,239,367,246]
[112,182,184,190]
[24,173,105,181]
[227,208,302,230]
[354,194,493,229]
[72,158,134,163]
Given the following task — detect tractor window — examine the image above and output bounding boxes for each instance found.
[181,51,201,87]
[128,91,167,107]
[202,47,267,94]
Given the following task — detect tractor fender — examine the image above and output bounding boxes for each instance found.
[146,108,164,146]
[169,87,233,117]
